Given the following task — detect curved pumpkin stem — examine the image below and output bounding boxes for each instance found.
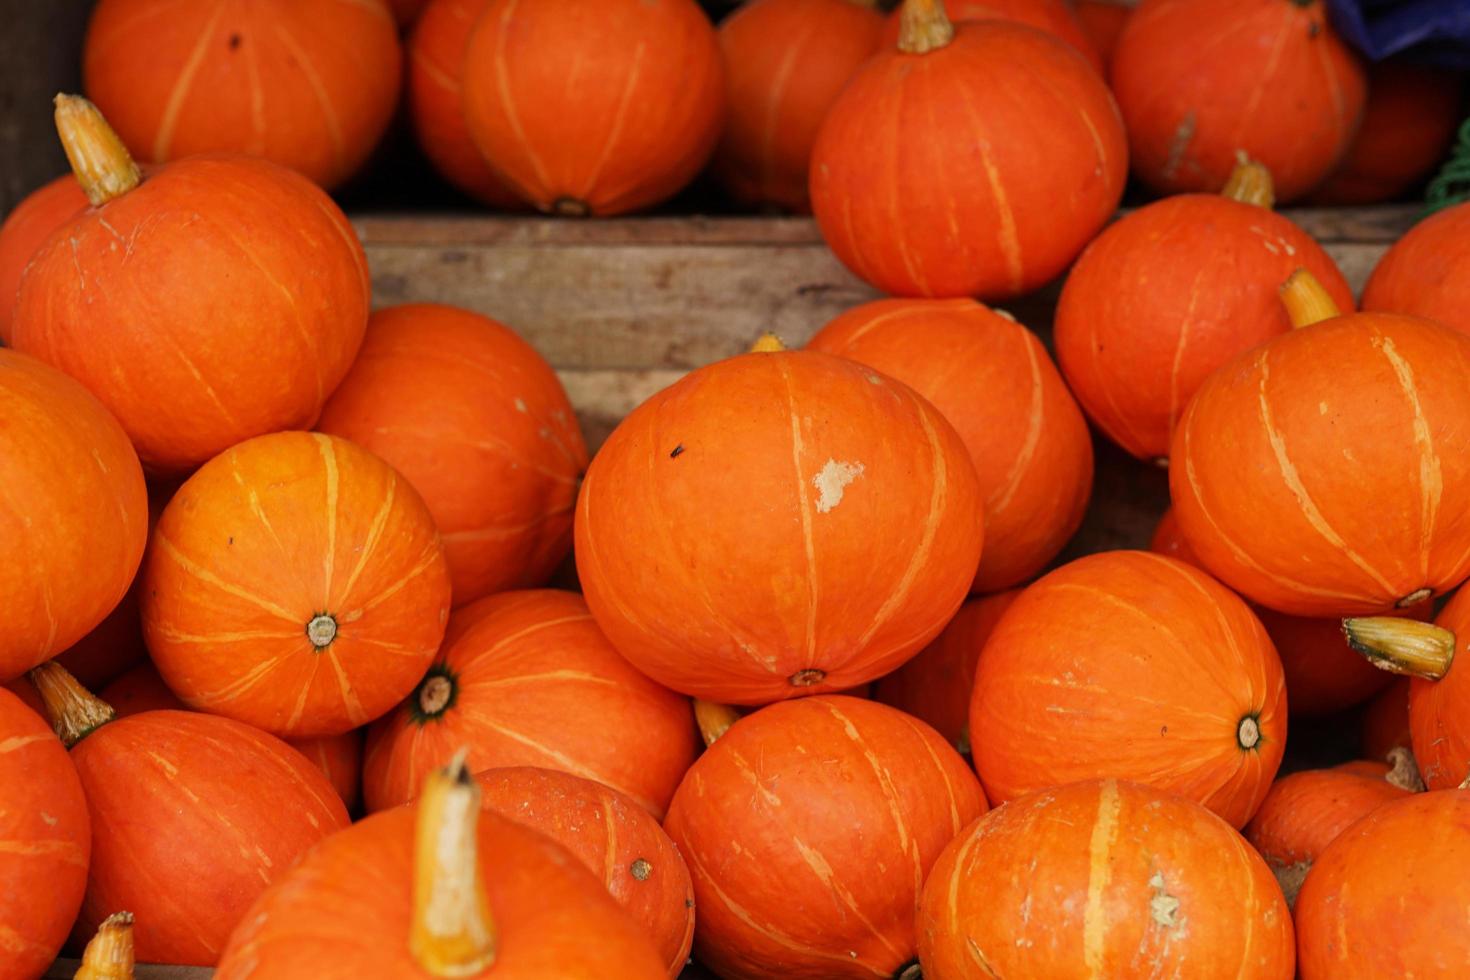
[694,699,741,747]
[1280,268,1342,328]
[27,661,116,748]
[749,332,786,353]
[1385,746,1426,793]
[898,0,955,54]
[1220,152,1275,209]
[411,750,497,976]
[1342,617,1456,681]
[74,912,135,980]
[54,94,141,207]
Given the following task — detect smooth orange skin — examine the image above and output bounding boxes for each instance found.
[12,156,370,474]
[1171,312,1470,617]
[462,0,725,216]
[363,590,698,817]
[142,432,451,737]
[879,0,1103,72]
[0,175,87,343]
[215,803,666,979]
[1244,766,1407,885]
[872,591,1019,751]
[918,779,1295,979]
[406,0,528,208]
[576,349,985,704]
[73,710,348,965]
[1111,0,1366,202]
[1308,61,1464,205]
[1073,0,1132,70]
[317,304,587,606]
[665,696,986,979]
[1362,677,1411,762]
[812,20,1126,300]
[82,0,401,189]
[1410,588,1470,788]
[1296,790,1470,977]
[1363,202,1470,336]
[1055,195,1354,461]
[0,351,149,681]
[810,298,1093,590]
[0,688,90,980]
[714,0,883,212]
[477,766,695,977]
[971,551,1286,828]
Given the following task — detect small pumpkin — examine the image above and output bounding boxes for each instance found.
[1363,200,1470,336]
[460,0,725,216]
[1362,677,1412,762]
[879,0,1103,71]
[971,550,1286,828]
[1073,0,1133,70]
[809,298,1093,590]
[576,337,985,704]
[810,0,1127,299]
[317,303,588,606]
[82,0,402,189]
[1110,0,1366,202]
[141,431,451,738]
[0,175,87,342]
[665,695,986,979]
[917,779,1294,978]
[73,911,134,980]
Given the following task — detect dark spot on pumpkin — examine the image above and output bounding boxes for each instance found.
[685,898,694,908]
[228,33,242,50]
[1160,724,1168,736]
[1308,21,1321,38]
[227,536,234,545]
[630,858,652,881]
[670,444,684,459]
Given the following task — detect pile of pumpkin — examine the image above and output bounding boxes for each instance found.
[5,0,1470,979]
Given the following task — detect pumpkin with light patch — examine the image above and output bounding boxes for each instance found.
[575,337,984,704]
[918,779,1294,977]
[141,431,451,738]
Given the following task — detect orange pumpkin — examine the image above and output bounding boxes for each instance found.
[317,304,587,606]
[713,0,884,212]
[1295,789,1470,978]
[809,298,1093,590]
[0,686,90,980]
[1,349,149,681]
[478,767,695,977]
[918,779,1294,978]
[1171,270,1470,616]
[1405,587,1470,789]
[406,0,527,208]
[1363,201,1470,336]
[872,591,1019,752]
[141,431,451,738]
[1073,0,1133,70]
[879,0,1103,71]
[460,0,724,216]
[1111,0,1366,202]
[12,97,370,475]
[576,341,985,704]
[1362,677,1412,761]
[665,695,986,978]
[0,175,87,343]
[811,0,1126,299]
[971,550,1286,828]
[1055,158,1354,461]
[82,0,401,189]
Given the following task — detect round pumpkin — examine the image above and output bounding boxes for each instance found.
[1363,201,1470,336]
[460,0,725,216]
[879,0,1103,71]
[971,550,1286,828]
[809,297,1093,590]
[1171,271,1470,617]
[316,303,588,606]
[363,590,698,815]
[0,349,149,681]
[811,0,1126,299]
[576,342,985,704]
[1055,159,1354,461]
[1407,587,1470,789]
[665,695,986,979]
[1362,677,1411,761]
[1295,789,1470,978]
[82,0,401,189]
[477,766,695,977]
[12,97,371,475]
[406,0,527,208]
[0,175,87,343]
[141,431,451,738]
[917,779,1295,978]
[1111,0,1366,202]
[713,0,884,212]
[1073,0,1133,70]
[0,686,90,980]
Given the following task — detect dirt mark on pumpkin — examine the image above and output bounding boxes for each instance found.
[1161,112,1197,181]
[1148,872,1181,927]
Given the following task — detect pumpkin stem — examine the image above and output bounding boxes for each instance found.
[73,911,135,980]
[53,94,141,207]
[1237,715,1262,750]
[1279,268,1341,328]
[1220,152,1276,209]
[1342,617,1456,681]
[551,197,591,218]
[1385,746,1426,793]
[749,332,786,353]
[411,749,497,976]
[694,699,741,747]
[895,962,924,980]
[898,0,955,54]
[27,661,116,748]
[306,613,338,650]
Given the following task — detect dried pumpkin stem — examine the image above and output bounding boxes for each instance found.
[74,911,135,980]
[694,699,741,747]
[27,661,116,748]
[1385,746,1426,793]
[411,750,497,976]
[1279,268,1341,328]
[1342,617,1456,681]
[1220,152,1276,209]
[749,332,786,353]
[898,0,955,54]
[54,94,141,207]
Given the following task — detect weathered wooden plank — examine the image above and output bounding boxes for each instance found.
[0,0,92,215]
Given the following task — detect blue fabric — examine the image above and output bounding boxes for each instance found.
[1327,0,1470,67]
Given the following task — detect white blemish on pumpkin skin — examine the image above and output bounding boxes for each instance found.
[40,812,57,826]
[1149,872,1181,928]
[812,459,864,513]
[514,398,528,413]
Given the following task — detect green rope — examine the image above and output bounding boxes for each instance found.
[1424,116,1470,215]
